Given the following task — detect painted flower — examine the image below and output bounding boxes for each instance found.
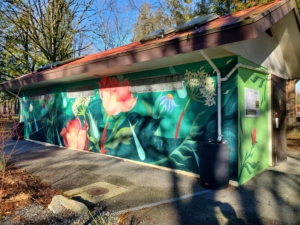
[29,103,33,112]
[204,96,216,106]
[97,77,137,116]
[60,117,88,150]
[252,127,257,146]
[159,94,179,113]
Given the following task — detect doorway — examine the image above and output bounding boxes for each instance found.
[271,74,287,166]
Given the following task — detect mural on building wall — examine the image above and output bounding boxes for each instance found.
[238,57,269,185]
[21,56,240,178]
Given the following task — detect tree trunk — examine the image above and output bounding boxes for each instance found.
[286,79,299,137]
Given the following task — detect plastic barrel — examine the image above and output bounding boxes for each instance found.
[198,142,230,190]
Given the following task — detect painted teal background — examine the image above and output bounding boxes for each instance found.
[21,56,240,180]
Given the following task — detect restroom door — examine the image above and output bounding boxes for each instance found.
[271,74,287,166]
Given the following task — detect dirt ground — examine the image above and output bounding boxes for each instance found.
[0,166,65,220]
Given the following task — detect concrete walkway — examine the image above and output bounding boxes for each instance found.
[4,140,300,224]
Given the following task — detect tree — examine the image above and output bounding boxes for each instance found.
[92,0,135,51]
[0,0,94,72]
[131,2,174,42]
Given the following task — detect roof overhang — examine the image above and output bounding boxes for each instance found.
[1,0,299,91]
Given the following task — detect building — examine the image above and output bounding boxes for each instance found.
[1,0,299,185]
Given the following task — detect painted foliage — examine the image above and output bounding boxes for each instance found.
[237,57,270,185]
[21,56,239,179]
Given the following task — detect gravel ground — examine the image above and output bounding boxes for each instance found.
[1,204,121,225]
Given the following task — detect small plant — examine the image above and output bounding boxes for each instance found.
[88,209,141,225]
[88,209,118,225]
[0,90,21,196]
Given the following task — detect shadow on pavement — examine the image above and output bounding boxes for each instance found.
[3,139,300,224]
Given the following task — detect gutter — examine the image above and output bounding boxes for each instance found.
[200,50,269,142]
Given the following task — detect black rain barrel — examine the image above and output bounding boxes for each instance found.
[198,142,230,190]
[12,122,24,140]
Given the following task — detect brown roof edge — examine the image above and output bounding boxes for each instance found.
[0,0,299,91]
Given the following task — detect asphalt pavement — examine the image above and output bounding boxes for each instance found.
[4,139,300,225]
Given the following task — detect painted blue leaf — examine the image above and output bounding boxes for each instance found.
[193,151,199,167]
[33,114,38,132]
[222,120,234,128]
[224,131,237,140]
[56,128,63,146]
[129,120,146,161]
[60,89,68,109]
[224,101,237,117]
[177,81,187,99]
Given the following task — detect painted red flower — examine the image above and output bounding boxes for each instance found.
[60,117,88,150]
[252,127,256,146]
[97,77,137,116]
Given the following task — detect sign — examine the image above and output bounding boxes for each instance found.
[245,88,260,117]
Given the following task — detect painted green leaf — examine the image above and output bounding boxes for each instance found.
[105,122,137,149]
[258,79,265,88]
[244,163,252,175]
[106,116,124,142]
[142,100,152,117]
[191,126,200,131]
[77,106,86,117]
[247,161,259,169]
[251,76,260,83]
[239,110,243,133]
[185,140,197,145]
[188,131,203,139]
[238,136,242,163]
[88,136,95,144]
[169,157,185,167]
[153,93,163,119]
[173,151,192,161]
[180,145,195,152]
[89,147,93,151]
[191,111,205,127]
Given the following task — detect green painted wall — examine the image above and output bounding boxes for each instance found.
[21,56,240,179]
[237,57,270,185]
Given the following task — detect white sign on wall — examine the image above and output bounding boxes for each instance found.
[245,88,260,117]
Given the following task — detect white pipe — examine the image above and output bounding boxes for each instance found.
[5,89,23,122]
[221,63,269,82]
[200,50,269,142]
[200,50,222,142]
